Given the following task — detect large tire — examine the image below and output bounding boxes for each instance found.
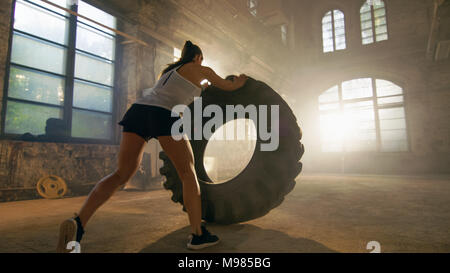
[159,76,304,224]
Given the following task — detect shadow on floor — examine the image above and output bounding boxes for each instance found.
[139,223,337,253]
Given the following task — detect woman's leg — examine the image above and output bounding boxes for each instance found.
[158,134,202,236]
[77,132,147,228]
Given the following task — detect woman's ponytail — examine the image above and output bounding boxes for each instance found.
[160,40,203,76]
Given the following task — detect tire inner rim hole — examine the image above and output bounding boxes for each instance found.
[203,118,257,184]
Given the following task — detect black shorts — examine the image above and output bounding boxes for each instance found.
[117,103,183,142]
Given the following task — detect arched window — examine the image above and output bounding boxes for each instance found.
[318,78,408,152]
[281,24,288,46]
[322,10,346,53]
[173,47,181,62]
[247,0,258,17]
[360,0,388,44]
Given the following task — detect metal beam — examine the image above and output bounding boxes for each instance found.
[426,0,445,59]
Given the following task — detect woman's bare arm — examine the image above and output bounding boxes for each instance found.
[201,66,247,91]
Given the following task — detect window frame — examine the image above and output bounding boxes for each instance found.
[360,0,389,45]
[321,9,347,53]
[1,0,121,145]
[318,78,411,153]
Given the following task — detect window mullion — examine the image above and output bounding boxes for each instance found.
[338,83,345,153]
[371,5,376,41]
[372,78,382,152]
[331,12,336,51]
[63,3,78,138]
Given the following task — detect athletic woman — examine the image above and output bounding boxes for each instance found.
[56,40,248,252]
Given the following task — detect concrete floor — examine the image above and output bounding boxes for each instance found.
[1,174,449,253]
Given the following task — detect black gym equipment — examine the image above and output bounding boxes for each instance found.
[159,76,304,224]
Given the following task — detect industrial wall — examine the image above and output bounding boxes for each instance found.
[292,0,450,174]
[1,0,448,202]
[0,0,296,201]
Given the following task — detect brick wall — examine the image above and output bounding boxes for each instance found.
[2,0,447,202]
[0,0,12,134]
[0,0,297,200]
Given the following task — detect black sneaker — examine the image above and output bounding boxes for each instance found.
[56,213,84,253]
[187,226,220,250]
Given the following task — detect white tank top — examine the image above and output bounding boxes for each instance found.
[134,64,203,113]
